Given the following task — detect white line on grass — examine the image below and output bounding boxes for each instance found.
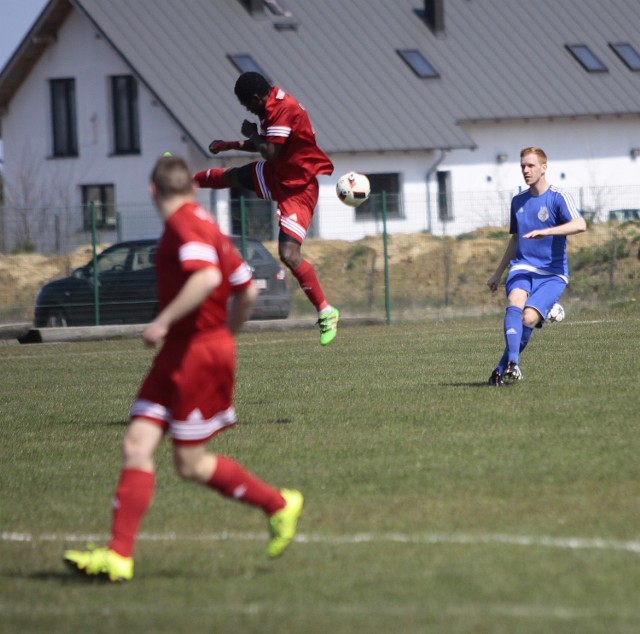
[3,530,640,554]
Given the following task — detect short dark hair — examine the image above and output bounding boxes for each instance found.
[234,72,271,102]
[150,155,193,199]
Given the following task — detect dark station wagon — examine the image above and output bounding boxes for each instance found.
[34,237,290,327]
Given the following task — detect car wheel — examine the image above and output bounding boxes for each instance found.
[45,308,69,327]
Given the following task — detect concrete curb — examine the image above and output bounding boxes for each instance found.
[11,316,385,344]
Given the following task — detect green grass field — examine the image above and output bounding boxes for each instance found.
[1,307,639,633]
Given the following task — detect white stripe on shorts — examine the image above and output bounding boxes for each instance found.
[170,405,236,442]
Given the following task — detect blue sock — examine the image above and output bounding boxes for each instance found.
[496,324,532,373]
[504,306,523,364]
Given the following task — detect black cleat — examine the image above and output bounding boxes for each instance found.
[503,361,523,383]
[488,369,504,387]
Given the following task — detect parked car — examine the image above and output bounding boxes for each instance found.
[34,236,290,327]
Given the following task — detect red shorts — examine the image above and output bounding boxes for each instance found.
[251,160,318,244]
[130,330,236,446]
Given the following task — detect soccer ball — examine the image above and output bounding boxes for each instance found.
[547,303,565,323]
[336,172,370,207]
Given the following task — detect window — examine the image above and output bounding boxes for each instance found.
[50,78,78,157]
[230,187,275,241]
[437,171,453,222]
[355,173,402,220]
[82,184,116,230]
[609,43,640,71]
[397,49,439,78]
[565,44,607,72]
[228,54,270,80]
[111,75,140,154]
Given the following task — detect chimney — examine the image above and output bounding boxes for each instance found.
[424,0,445,34]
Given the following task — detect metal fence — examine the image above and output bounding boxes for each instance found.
[1,188,639,327]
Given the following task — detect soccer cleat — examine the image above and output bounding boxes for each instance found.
[488,369,504,387]
[63,546,133,582]
[503,361,523,383]
[317,307,339,346]
[267,488,304,558]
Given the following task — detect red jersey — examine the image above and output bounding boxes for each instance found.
[155,201,252,339]
[260,86,333,189]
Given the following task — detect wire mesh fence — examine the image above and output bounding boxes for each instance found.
[0,187,638,327]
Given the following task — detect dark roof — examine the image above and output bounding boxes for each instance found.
[2,0,640,155]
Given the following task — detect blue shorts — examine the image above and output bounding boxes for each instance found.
[505,271,566,324]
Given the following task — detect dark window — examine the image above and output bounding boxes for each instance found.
[50,78,78,157]
[609,43,640,71]
[82,184,116,230]
[228,54,270,80]
[565,44,608,72]
[356,173,402,220]
[397,49,439,78]
[437,171,453,222]
[230,187,275,241]
[112,76,140,154]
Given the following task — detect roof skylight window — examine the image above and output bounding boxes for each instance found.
[609,43,640,71]
[227,54,269,79]
[397,49,439,78]
[565,44,608,72]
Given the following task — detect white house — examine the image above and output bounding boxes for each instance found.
[1,0,639,252]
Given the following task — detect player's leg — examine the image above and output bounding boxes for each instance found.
[276,181,339,345]
[171,333,303,557]
[192,162,256,190]
[63,418,164,582]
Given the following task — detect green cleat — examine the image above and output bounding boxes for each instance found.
[63,546,133,582]
[267,489,304,558]
[318,307,339,346]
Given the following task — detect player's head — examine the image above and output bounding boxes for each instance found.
[150,154,193,202]
[520,147,547,164]
[520,147,548,187]
[234,72,271,116]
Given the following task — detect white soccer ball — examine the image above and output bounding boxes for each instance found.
[547,303,565,323]
[336,172,371,208]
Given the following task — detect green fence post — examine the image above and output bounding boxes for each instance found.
[382,191,391,325]
[90,201,100,326]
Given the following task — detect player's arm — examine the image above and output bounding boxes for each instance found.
[142,267,221,346]
[227,281,259,335]
[240,120,282,161]
[523,216,587,239]
[486,234,517,292]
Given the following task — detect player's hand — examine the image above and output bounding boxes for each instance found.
[142,320,168,347]
[486,274,500,292]
[241,120,258,138]
[208,140,240,154]
[522,229,548,239]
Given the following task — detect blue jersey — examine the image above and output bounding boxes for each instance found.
[509,185,581,281]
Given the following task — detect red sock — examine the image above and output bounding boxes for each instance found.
[207,455,285,515]
[291,259,328,312]
[108,468,155,558]
[193,168,227,189]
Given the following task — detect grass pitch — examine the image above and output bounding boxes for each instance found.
[1,307,639,633]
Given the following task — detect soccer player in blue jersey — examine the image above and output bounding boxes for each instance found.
[486,147,587,386]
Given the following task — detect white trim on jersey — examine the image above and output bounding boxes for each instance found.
[255,161,272,200]
[179,242,219,264]
[510,262,569,284]
[230,262,253,287]
[549,185,581,219]
[278,210,307,241]
[170,405,236,442]
[266,125,291,138]
[130,398,169,423]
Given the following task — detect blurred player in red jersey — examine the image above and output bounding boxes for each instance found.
[193,71,339,346]
[64,154,303,582]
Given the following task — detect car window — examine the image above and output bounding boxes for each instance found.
[132,244,157,271]
[97,246,131,274]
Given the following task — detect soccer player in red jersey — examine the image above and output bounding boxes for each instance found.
[193,72,340,345]
[64,154,303,582]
